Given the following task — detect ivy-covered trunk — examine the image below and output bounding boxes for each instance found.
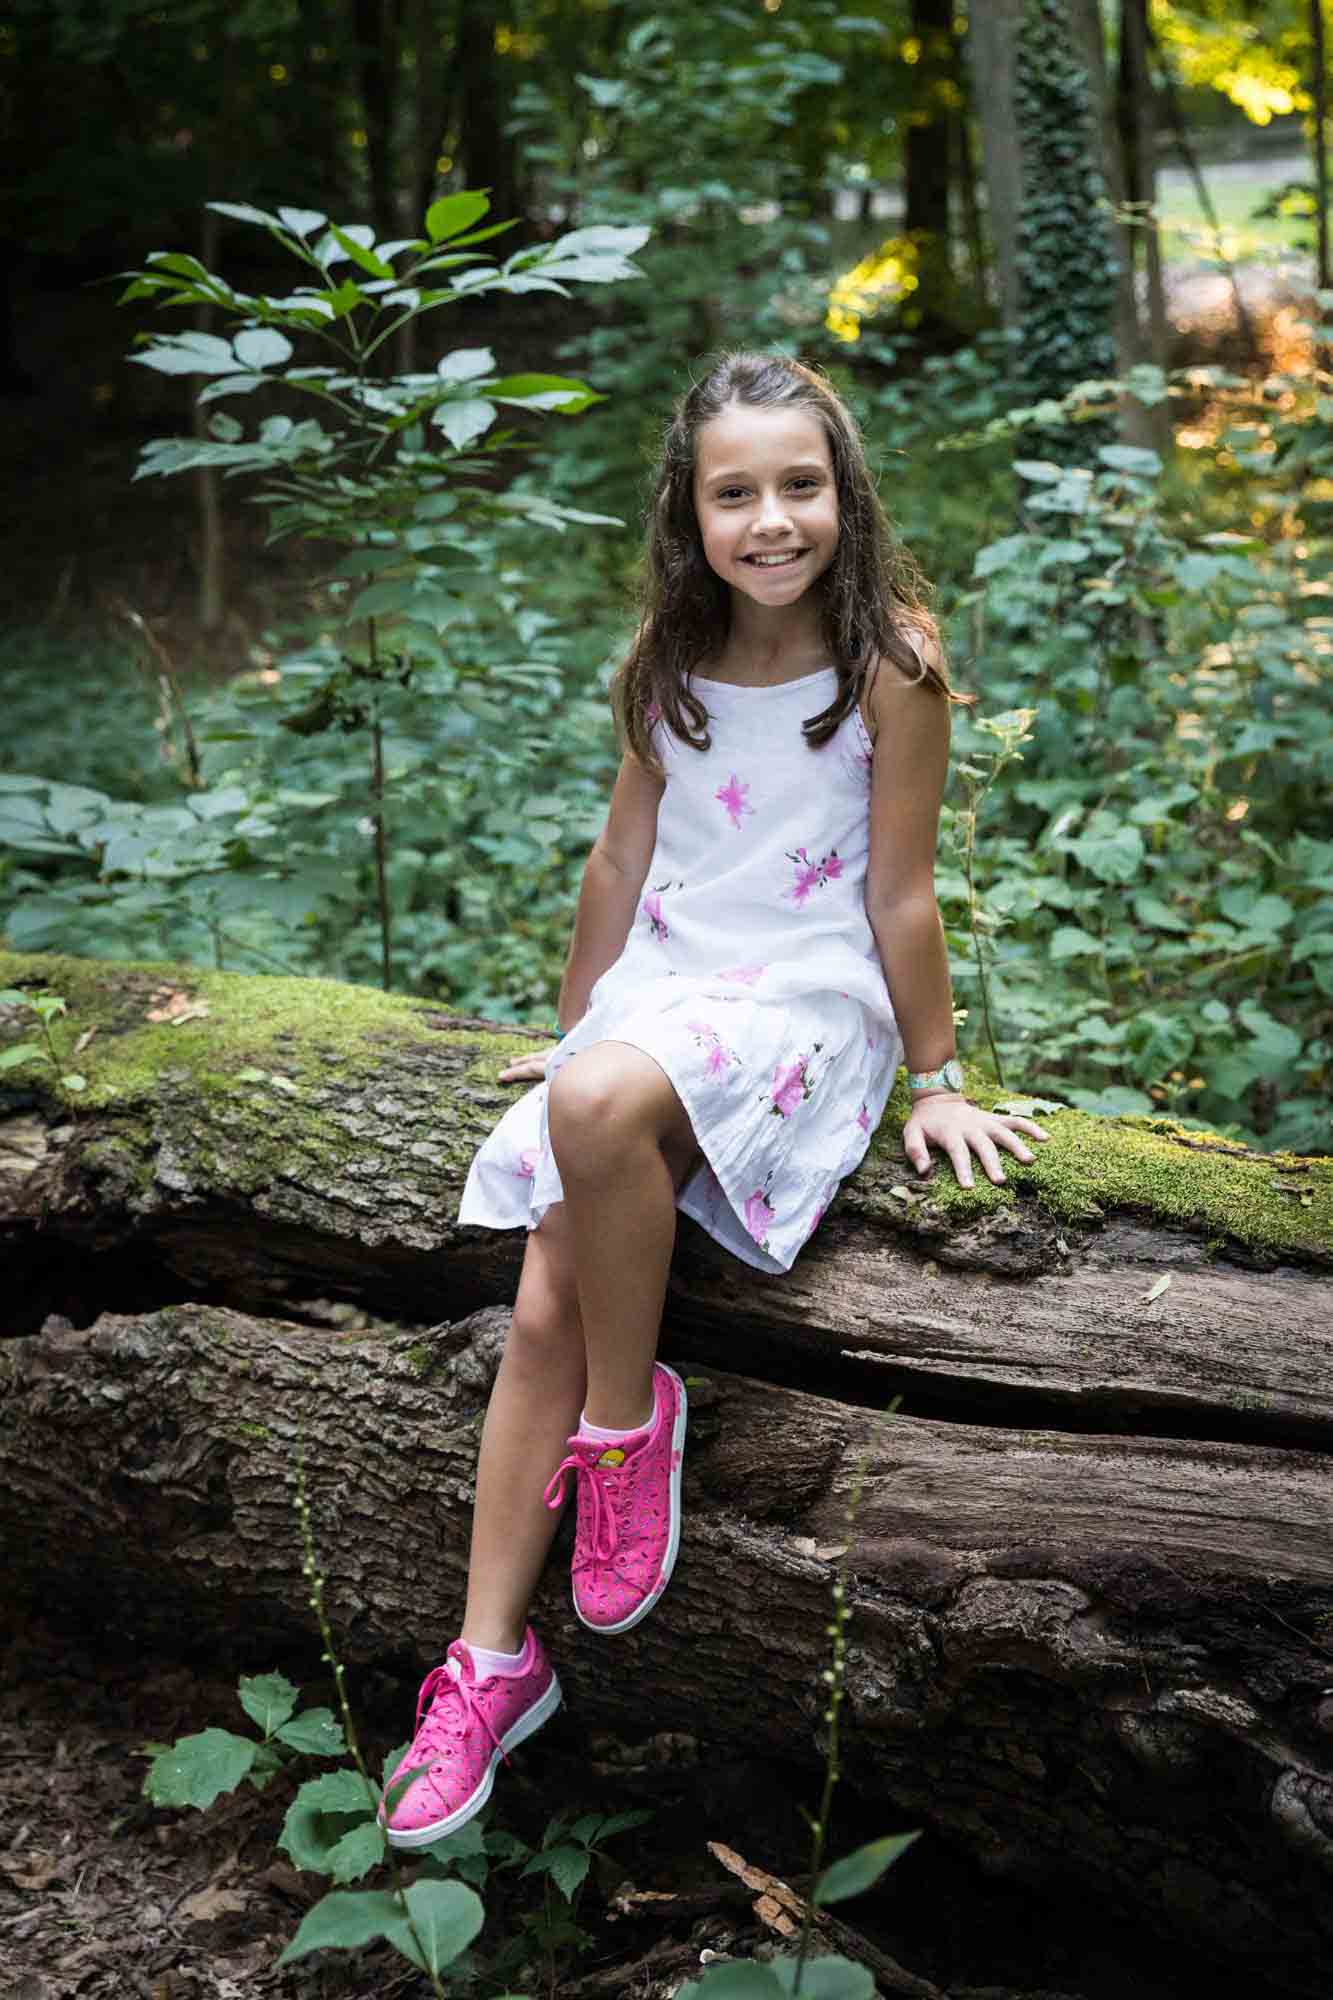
[1012,0,1119,456]
[2,951,1332,1992]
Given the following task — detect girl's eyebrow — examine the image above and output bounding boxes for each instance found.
[703,460,828,484]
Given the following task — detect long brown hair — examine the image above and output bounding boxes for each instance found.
[612,350,969,768]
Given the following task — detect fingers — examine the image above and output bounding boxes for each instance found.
[904,1125,934,1176]
[497,1050,552,1083]
[999,1115,1051,1142]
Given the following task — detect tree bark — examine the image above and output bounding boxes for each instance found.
[2,951,1332,1989]
[965,0,1024,327]
[903,0,956,340]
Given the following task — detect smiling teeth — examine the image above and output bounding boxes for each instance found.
[749,552,803,566]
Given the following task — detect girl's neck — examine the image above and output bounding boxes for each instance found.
[710,593,827,687]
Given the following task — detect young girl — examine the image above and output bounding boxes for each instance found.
[380,351,1049,1847]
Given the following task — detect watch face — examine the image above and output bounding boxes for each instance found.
[943,1057,964,1091]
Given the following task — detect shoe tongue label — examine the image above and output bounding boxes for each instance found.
[596,1447,626,1467]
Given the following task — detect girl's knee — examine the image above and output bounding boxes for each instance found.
[547,1045,675,1170]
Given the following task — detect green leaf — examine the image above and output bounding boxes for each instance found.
[143,1728,257,1810]
[327,222,396,280]
[0,1043,44,1070]
[234,327,294,369]
[326,1817,387,1885]
[1063,1085,1154,1117]
[548,1844,591,1900]
[277,1888,406,1964]
[291,1768,377,1816]
[130,333,244,377]
[1048,926,1100,960]
[813,1830,920,1905]
[274,1707,347,1757]
[437,346,496,383]
[434,398,497,449]
[207,200,283,229]
[769,1956,877,1998]
[1132,893,1190,934]
[425,192,492,242]
[973,534,1029,578]
[277,206,328,238]
[388,1879,486,1975]
[1097,443,1162,477]
[489,372,602,413]
[238,1671,299,1737]
[675,1966,785,1999]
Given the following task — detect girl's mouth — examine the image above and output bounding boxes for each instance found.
[744,550,806,567]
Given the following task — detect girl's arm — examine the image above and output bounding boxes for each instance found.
[863,656,1048,1187]
[499,752,663,1083]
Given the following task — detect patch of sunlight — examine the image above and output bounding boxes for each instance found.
[826,236,918,344]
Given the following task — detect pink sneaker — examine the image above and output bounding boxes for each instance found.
[380,1629,561,1848]
[543,1362,687,1635]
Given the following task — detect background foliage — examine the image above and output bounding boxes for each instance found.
[1,0,1330,1154]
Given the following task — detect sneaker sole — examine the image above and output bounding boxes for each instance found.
[382,1672,563,1849]
[575,1364,688,1637]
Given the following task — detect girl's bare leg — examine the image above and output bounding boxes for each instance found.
[546,1042,700,1432]
[460,1204,587,1655]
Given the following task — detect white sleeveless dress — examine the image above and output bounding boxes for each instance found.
[458,666,903,1273]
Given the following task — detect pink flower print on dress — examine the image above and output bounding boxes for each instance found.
[856,1102,871,1134]
[513,1148,538,1178]
[645,699,662,727]
[718,964,766,986]
[715,773,755,831]
[744,1188,775,1250]
[770,1058,809,1119]
[787,846,843,907]
[685,1020,738,1078]
[641,878,680,943]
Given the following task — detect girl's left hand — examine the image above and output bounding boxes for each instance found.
[903,1094,1049,1189]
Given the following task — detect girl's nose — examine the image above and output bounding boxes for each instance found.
[755,491,792,531]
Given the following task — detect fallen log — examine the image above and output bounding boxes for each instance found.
[2,950,1332,1996]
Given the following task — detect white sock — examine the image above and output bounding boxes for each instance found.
[463,1641,527,1679]
[578,1407,653,1443]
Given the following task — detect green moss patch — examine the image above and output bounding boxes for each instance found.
[864,1066,1331,1260]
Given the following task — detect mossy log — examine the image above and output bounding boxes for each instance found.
[3,951,1333,1993]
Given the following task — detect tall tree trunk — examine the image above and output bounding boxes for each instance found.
[353,0,403,246]
[455,0,521,226]
[903,0,955,339]
[1312,0,1330,294]
[1116,0,1171,448]
[965,0,1024,327]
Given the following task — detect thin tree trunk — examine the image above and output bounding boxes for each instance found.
[1312,0,1330,295]
[1117,0,1171,447]
[455,0,521,226]
[964,0,1024,326]
[353,0,403,246]
[903,0,955,337]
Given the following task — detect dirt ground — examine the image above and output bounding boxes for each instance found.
[2,1607,1321,2000]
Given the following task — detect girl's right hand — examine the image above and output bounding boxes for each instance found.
[498,1044,559,1084]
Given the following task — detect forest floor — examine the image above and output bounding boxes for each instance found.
[0,1611,1313,2000]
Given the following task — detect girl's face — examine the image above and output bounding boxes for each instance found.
[691,402,839,608]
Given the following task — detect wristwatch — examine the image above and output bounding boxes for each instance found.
[908,1057,964,1094]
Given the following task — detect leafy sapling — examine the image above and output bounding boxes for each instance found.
[0,989,88,1096]
[121,194,647,992]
